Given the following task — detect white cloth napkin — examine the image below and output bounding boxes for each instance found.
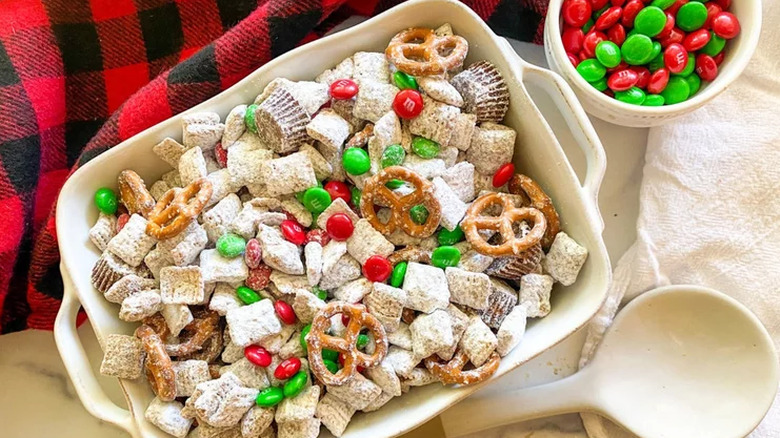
[580,2,780,436]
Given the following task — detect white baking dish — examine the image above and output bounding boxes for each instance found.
[53,1,611,436]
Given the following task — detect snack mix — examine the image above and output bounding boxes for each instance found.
[93,24,589,438]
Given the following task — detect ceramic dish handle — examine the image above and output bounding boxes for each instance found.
[54,267,140,437]
[519,59,607,208]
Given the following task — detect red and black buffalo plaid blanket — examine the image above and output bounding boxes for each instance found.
[0,0,547,333]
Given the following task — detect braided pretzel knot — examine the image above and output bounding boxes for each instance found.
[143,309,220,358]
[118,170,156,217]
[508,174,560,249]
[385,28,468,76]
[460,192,547,257]
[425,350,500,385]
[135,324,176,401]
[306,302,388,386]
[360,166,441,238]
[146,178,212,240]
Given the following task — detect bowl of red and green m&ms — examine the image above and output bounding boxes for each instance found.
[544,0,762,127]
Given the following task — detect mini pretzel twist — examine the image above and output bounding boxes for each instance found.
[508,174,560,249]
[385,28,469,77]
[424,350,500,386]
[136,324,176,401]
[118,170,156,218]
[142,310,221,359]
[360,166,441,238]
[460,192,547,257]
[307,302,388,386]
[146,178,212,240]
[387,246,431,266]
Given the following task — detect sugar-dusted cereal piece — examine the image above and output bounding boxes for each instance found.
[119,289,162,321]
[316,56,354,85]
[298,143,332,181]
[496,305,527,356]
[368,111,402,173]
[275,385,320,423]
[200,249,249,284]
[183,111,220,129]
[89,212,117,251]
[365,358,402,397]
[221,330,244,364]
[258,322,296,354]
[417,77,463,107]
[441,161,475,203]
[362,391,394,413]
[431,177,467,231]
[479,280,518,329]
[106,214,157,267]
[402,155,446,180]
[384,346,419,378]
[316,392,356,437]
[306,109,350,154]
[253,87,310,154]
[209,284,242,316]
[541,232,588,286]
[445,267,491,310]
[326,372,382,411]
[220,358,271,390]
[205,168,242,208]
[184,122,225,152]
[346,219,394,265]
[352,52,391,84]
[467,123,516,175]
[292,290,326,326]
[144,247,174,280]
[162,303,194,337]
[202,193,243,243]
[450,61,509,123]
[186,424,242,438]
[353,81,399,123]
[410,309,454,359]
[172,360,211,398]
[229,200,284,240]
[226,299,282,347]
[179,146,208,185]
[145,397,193,438]
[161,169,182,188]
[100,334,143,379]
[438,304,469,360]
[104,274,156,304]
[408,96,459,147]
[269,271,309,296]
[387,323,413,350]
[402,262,450,313]
[315,198,358,230]
[364,283,407,332]
[333,278,372,303]
[448,112,477,153]
[157,221,208,267]
[304,242,323,286]
[149,180,171,201]
[278,418,321,438]
[458,248,494,274]
[518,273,554,317]
[346,168,373,190]
[320,240,346,270]
[241,406,275,438]
[184,372,258,428]
[222,105,247,148]
[257,225,304,275]
[278,196,312,228]
[439,145,459,168]
[261,153,317,197]
[152,138,186,168]
[279,330,305,360]
[255,78,329,116]
[459,316,498,367]
[227,141,273,187]
[319,253,361,291]
[159,266,204,305]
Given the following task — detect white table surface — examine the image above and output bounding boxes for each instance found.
[0,41,648,438]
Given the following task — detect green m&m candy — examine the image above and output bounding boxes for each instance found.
[650,0,676,9]
[342,147,371,175]
[621,34,654,65]
[283,371,308,398]
[674,53,696,76]
[381,144,406,168]
[431,245,461,269]
[676,2,708,31]
[323,359,339,374]
[312,286,328,301]
[411,136,440,158]
[661,76,691,104]
[438,225,464,246]
[300,324,311,351]
[634,6,666,37]
[302,187,332,213]
[650,41,662,60]
[356,334,370,349]
[701,33,726,56]
[386,179,405,190]
[590,77,608,91]
[685,73,701,96]
[390,261,407,288]
[582,17,595,33]
[595,41,621,68]
[643,94,666,106]
[648,52,665,71]
[350,186,361,208]
[94,188,118,215]
[244,104,259,134]
[576,59,606,82]
[236,286,262,305]
[322,349,339,362]
[615,87,647,105]
[217,233,246,258]
[256,387,284,407]
[409,205,429,224]
[393,71,418,90]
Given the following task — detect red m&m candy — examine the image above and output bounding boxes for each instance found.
[664,43,688,73]
[711,12,740,39]
[695,53,718,81]
[562,27,585,54]
[492,163,515,188]
[683,29,711,52]
[595,6,622,31]
[563,0,592,27]
[607,23,626,45]
[393,89,423,119]
[324,181,351,204]
[330,79,358,99]
[326,213,354,241]
[607,69,639,91]
[280,220,306,245]
[214,142,227,168]
[244,345,272,367]
[647,68,670,94]
[363,255,393,282]
[582,31,607,57]
[274,357,301,380]
[620,0,643,27]
[274,300,297,325]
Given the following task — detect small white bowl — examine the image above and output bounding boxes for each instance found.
[544,0,762,127]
